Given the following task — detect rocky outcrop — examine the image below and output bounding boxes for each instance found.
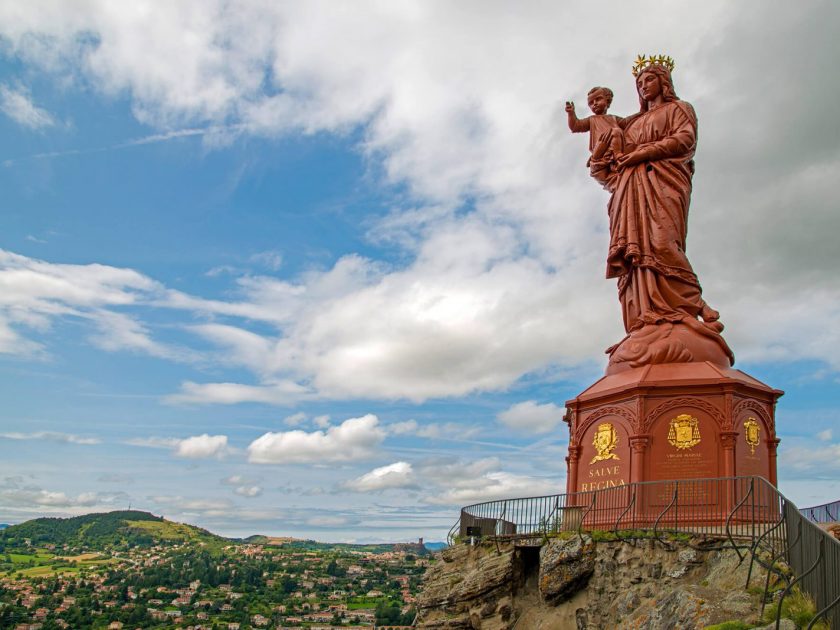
[414,542,520,629]
[416,535,770,629]
[538,536,596,604]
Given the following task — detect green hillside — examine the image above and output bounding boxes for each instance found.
[0,510,227,551]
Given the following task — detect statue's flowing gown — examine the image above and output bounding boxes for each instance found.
[606,100,705,333]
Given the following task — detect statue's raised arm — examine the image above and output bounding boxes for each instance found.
[568,55,733,374]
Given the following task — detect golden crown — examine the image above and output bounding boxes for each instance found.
[632,54,675,77]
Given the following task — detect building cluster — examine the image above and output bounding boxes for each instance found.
[0,540,427,629]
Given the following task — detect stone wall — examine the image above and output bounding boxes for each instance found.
[416,535,767,630]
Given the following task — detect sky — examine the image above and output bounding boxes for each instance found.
[0,1,839,543]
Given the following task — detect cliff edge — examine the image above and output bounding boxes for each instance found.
[416,534,775,629]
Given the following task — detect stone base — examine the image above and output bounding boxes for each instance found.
[564,362,782,496]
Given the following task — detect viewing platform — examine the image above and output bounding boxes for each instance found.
[448,476,840,629]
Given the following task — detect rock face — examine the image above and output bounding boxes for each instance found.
[414,542,520,629]
[538,536,596,604]
[416,535,768,630]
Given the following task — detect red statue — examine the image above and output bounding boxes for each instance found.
[567,55,733,374]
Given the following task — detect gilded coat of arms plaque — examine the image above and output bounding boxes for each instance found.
[667,413,701,450]
[744,417,761,455]
[590,422,620,464]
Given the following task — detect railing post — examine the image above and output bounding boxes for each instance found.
[776,537,824,630]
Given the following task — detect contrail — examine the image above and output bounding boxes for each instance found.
[2,126,235,166]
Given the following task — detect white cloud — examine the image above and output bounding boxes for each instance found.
[180,498,233,511]
[0,431,100,445]
[125,436,182,449]
[221,475,254,485]
[312,415,331,428]
[97,473,134,484]
[175,434,229,459]
[247,414,385,464]
[250,250,283,271]
[781,442,840,478]
[166,380,309,405]
[88,309,193,361]
[0,249,170,358]
[0,478,126,510]
[424,471,558,506]
[151,495,234,513]
[220,475,264,498]
[388,420,418,435]
[306,515,349,527]
[817,429,833,442]
[283,412,307,427]
[233,485,263,497]
[127,434,229,459]
[406,456,561,506]
[343,462,416,492]
[384,419,481,440]
[497,401,565,435]
[415,422,480,440]
[0,84,55,129]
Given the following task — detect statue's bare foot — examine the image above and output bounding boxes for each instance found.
[700,302,720,322]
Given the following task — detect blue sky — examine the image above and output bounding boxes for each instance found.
[0,1,838,542]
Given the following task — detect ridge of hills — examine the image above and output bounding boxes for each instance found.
[0,510,225,551]
[0,511,442,553]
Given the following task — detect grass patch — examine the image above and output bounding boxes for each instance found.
[17,565,80,577]
[125,519,227,552]
[762,587,829,630]
[347,597,387,610]
[2,549,114,577]
[58,552,103,562]
[7,552,47,563]
[1,550,61,576]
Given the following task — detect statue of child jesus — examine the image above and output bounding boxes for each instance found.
[565,86,624,187]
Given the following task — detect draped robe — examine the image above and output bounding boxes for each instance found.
[606,100,705,333]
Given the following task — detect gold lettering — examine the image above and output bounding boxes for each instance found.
[580,479,628,492]
[589,465,622,478]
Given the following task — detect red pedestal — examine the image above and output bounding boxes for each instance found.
[564,362,782,495]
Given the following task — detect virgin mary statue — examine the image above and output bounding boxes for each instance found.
[576,56,733,373]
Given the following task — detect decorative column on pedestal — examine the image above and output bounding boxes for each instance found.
[720,432,739,478]
[566,445,581,495]
[629,436,649,485]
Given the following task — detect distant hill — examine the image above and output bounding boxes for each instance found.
[243,536,433,555]
[0,510,228,551]
[242,534,305,545]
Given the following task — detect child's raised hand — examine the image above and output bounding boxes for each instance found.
[565,101,575,113]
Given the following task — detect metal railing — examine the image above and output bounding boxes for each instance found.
[449,476,840,629]
[802,498,840,523]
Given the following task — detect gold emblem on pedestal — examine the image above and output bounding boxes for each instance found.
[667,414,701,450]
[590,423,620,464]
[744,418,761,455]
